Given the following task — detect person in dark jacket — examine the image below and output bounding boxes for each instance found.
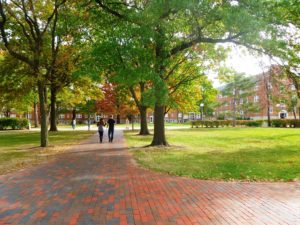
[107,116,115,142]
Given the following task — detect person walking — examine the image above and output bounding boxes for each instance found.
[107,116,116,142]
[97,118,106,143]
[71,119,76,130]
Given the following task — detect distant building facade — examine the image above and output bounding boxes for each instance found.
[215,66,299,120]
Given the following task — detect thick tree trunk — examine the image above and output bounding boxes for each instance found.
[34,101,39,127]
[151,104,168,146]
[139,106,150,135]
[49,86,58,132]
[38,81,48,147]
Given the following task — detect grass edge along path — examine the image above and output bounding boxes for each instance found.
[0,130,94,175]
[124,128,300,182]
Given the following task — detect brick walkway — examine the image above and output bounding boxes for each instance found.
[0,130,299,225]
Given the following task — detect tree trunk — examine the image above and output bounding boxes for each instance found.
[151,104,168,146]
[117,114,121,124]
[293,107,297,119]
[139,106,150,135]
[267,106,271,127]
[5,109,10,118]
[298,107,300,120]
[72,108,76,120]
[38,81,48,147]
[232,96,237,127]
[34,101,39,128]
[49,86,58,132]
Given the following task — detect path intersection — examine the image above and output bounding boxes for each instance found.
[0,130,299,225]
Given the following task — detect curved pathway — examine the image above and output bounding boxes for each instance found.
[0,130,299,225]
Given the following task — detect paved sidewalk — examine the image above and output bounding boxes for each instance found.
[0,130,299,225]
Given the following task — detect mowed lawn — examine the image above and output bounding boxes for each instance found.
[125,128,300,181]
[0,131,94,175]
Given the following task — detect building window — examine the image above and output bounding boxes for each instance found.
[291,85,296,91]
[269,106,273,113]
[59,114,65,119]
[96,115,101,122]
[189,112,195,120]
[254,96,259,103]
[10,114,16,118]
[76,114,82,119]
[267,82,273,90]
[240,110,244,115]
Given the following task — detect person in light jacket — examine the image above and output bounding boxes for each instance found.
[97,118,106,143]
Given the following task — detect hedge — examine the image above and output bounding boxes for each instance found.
[0,118,29,130]
[191,119,300,128]
[271,119,300,128]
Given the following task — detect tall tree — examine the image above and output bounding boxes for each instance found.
[0,0,67,146]
[93,0,289,146]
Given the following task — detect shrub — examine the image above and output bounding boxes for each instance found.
[272,119,287,127]
[245,120,263,127]
[0,118,29,130]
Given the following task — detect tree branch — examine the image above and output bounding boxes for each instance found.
[95,0,126,20]
[0,1,34,67]
[170,32,244,57]
[129,86,141,109]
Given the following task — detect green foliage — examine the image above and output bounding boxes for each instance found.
[0,118,29,130]
[0,52,35,115]
[191,119,300,128]
[191,120,265,128]
[272,119,300,128]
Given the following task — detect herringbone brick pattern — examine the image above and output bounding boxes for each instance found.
[0,130,299,225]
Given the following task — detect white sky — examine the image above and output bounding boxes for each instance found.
[208,44,273,87]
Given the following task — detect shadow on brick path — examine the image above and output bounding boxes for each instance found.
[0,130,299,225]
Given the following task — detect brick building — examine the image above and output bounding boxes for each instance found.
[215,67,299,120]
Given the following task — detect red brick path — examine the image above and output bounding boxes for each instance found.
[0,130,299,225]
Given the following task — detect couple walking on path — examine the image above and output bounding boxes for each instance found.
[97,116,115,143]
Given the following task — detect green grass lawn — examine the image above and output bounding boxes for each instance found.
[125,128,300,181]
[0,130,94,175]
